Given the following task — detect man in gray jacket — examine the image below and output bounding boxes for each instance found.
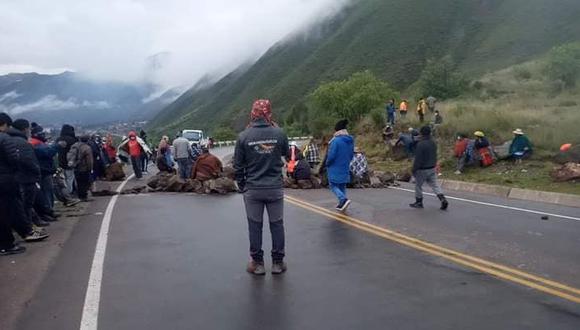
[410,126,448,210]
[234,99,289,275]
[172,133,193,180]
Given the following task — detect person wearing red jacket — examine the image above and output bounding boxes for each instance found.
[104,134,117,164]
[127,131,144,179]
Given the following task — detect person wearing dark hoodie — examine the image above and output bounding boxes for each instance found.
[8,119,55,228]
[30,123,60,212]
[57,124,78,195]
[67,135,94,201]
[0,113,42,255]
[326,119,355,212]
[234,99,289,276]
[410,126,448,210]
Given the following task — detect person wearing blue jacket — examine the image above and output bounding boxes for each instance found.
[30,124,59,211]
[326,119,354,212]
[386,99,396,125]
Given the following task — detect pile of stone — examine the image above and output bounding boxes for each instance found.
[104,163,126,181]
[284,170,399,190]
[146,171,237,195]
[551,163,580,182]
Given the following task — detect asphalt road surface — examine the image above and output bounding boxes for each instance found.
[3,148,580,330]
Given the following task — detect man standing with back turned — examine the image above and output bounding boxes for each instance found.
[234,99,289,276]
[410,126,449,210]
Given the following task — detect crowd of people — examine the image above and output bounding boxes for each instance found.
[0,109,165,256]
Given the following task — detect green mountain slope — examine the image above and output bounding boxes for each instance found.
[150,0,580,134]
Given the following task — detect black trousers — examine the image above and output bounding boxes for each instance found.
[131,156,142,178]
[75,171,91,199]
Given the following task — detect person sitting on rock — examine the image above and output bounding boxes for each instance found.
[350,147,369,186]
[191,146,223,181]
[509,128,532,162]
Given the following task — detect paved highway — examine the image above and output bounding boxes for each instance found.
[2,147,580,329]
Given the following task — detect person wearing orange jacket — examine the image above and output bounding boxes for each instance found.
[399,99,409,120]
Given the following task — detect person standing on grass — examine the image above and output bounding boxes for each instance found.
[326,119,354,212]
[234,99,289,276]
[399,99,409,120]
[409,126,449,210]
[417,98,427,123]
[386,99,397,125]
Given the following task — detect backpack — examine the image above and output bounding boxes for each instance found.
[479,147,494,167]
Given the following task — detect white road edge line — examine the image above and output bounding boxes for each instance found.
[79,173,134,330]
[390,187,580,222]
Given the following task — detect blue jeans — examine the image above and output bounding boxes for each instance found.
[387,113,395,125]
[176,158,192,180]
[329,182,347,204]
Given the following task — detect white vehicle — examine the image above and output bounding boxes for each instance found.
[181,129,207,147]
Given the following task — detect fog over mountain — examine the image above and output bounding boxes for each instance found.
[0,0,350,89]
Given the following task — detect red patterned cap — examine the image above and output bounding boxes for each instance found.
[250,99,273,124]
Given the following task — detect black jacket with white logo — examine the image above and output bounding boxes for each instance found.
[234,120,289,190]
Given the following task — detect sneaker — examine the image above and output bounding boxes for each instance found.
[24,230,50,242]
[454,170,462,175]
[338,199,351,212]
[271,262,287,275]
[0,245,26,256]
[246,261,266,276]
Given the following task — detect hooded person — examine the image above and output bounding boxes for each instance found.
[56,124,78,195]
[30,123,60,212]
[410,126,448,210]
[7,119,52,227]
[117,131,151,179]
[67,135,94,201]
[104,134,117,164]
[326,119,355,212]
[234,99,289,276]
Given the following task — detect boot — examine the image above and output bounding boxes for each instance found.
[409,198,424,209]
[437,194,449,211]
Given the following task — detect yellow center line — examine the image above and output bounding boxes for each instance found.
[284,195,580,304]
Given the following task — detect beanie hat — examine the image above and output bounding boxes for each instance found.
[420,125,431,136]
[334,119,348,132]
[12,119,30,131]
[31,124,44,137]
[0,112,12,126]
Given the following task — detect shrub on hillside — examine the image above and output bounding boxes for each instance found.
[513,66,532,81]
[417,57,468,99]
[309,71,398,125]
[543,42,580,88]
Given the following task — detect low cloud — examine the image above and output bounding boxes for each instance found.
[0,0,349,89]
[0,95,111,115]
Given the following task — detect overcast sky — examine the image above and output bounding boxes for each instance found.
[0,0,348,88]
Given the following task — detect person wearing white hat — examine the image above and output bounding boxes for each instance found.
[509,128,533,162]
